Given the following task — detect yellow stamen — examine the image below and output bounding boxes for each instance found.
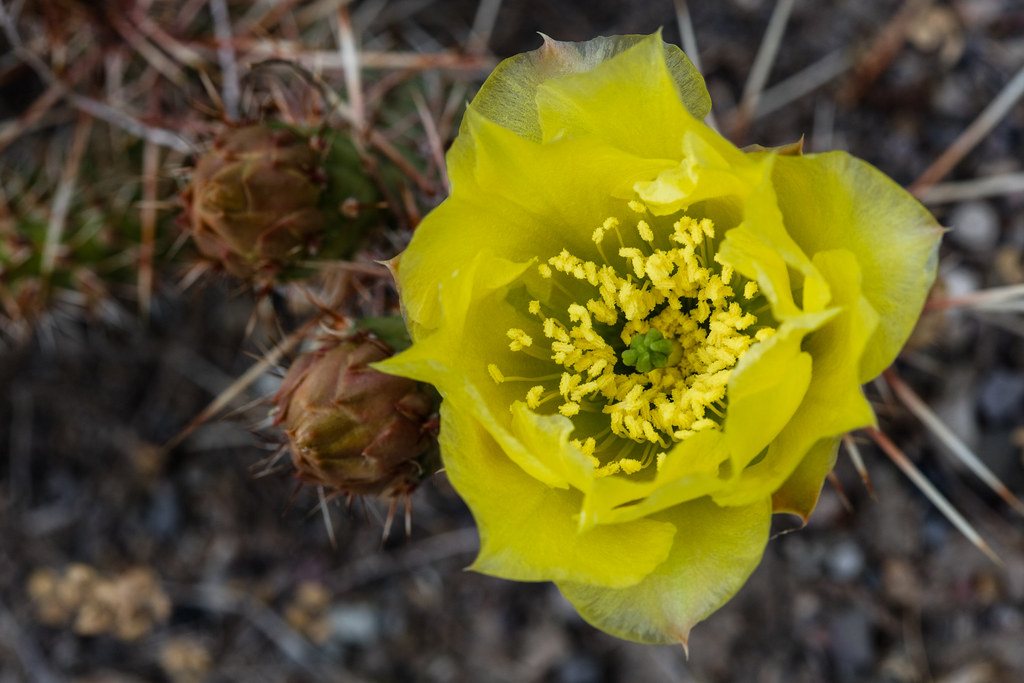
[637,220,654,242]
[498,198,778,479]
[618,458,644,474]
[526,385,545,409]
[507,328,533,351]
[487,364,505,384]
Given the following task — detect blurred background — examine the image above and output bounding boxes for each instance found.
[1,0,1023,681]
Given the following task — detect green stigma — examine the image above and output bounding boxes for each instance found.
[621,329,675,374]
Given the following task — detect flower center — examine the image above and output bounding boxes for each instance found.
[621,328,676,373]
[489,199,776,477]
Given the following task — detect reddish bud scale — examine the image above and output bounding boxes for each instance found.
[273,332,435,498]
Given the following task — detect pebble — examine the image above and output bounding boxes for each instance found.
[936,662,998,683]
[933,76,972,117]
[883,559,921,608]
[932,367,980,454]
[146,481,181,539]
[1005,557,1024,602]
[923,516,951,550]
[425,656,458,683]
[828,609,874,681]
[327,603,379,645]
[948,201,1001,253]
[825,539,865,582]
[977,370,1024,426]
[557,655,602,683]
[782,535,826,580]
[941,265,981,299]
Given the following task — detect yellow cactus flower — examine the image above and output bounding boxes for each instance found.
[377,32,943,645]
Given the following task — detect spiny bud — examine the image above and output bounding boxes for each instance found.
[182,125,325,282]
[272,330,435,498]
[181,124,378,286]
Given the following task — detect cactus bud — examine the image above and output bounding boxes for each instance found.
[273,330,435,498]
[181,124,378,285]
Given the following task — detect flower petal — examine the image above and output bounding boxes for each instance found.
[534,33,709,156]
[579,430,729,528]
[771,436,840,521]
[578,307,830,529]
[558,496,771,645]
[770,152,943,380]
[468,32,709,145]
[402,110,676,333]
[440,400,677,588]
[714,248,878,506]
[721,314,818,470]
[379,252,581,488]
[634,130,764,216]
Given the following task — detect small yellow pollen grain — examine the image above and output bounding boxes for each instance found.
[487,364,505,384]
[637,220,654,242]
[526,385,545,409]
[744,281,759,299]
[559,402,580,417]
[656,452,667,471]
[618,458,644,474]
[543,318,569,343]
[619,247,646,278]
[529,300,542,316]
[755,327,775,341]
[628,200,646,214]
[538,264,552,278]
[507,328,533,351]
[594,462,621,477]
[592,227,605,244]
[559,372,582,397]
[571,437,598,462]
[698,217,714,238]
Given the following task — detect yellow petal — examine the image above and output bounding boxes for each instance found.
[715,248,878,507]
[533,33,709,156]
[379,252,569,484]
[769,151,943,381]
[771,436,840,521]
[468,32,709,145]
[579,430,729,528]
[558,496,771,645]
[402,110,676,333]
[634,129,764,215]
[440,400,677,588]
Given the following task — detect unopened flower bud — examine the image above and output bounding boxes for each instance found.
[273,331,435,498]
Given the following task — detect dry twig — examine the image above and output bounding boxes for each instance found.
[865,426,1001,565]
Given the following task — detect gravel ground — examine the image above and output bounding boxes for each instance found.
[2,1,1024,681]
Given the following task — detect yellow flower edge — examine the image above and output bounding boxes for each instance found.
[377,32,943,645]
